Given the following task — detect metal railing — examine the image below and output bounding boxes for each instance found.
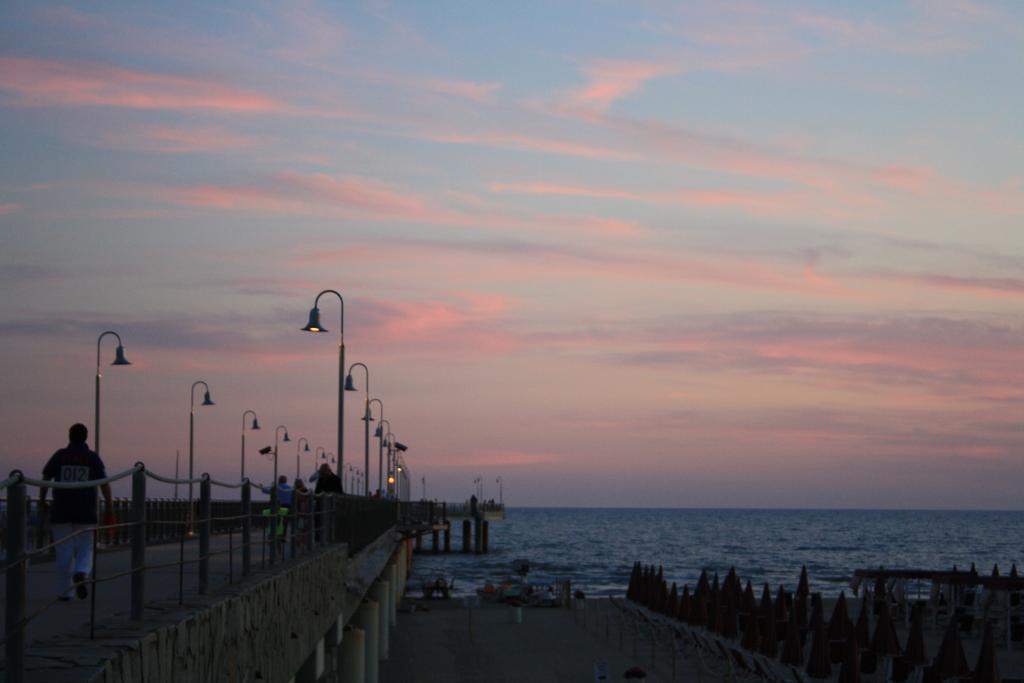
[0,463,409,683]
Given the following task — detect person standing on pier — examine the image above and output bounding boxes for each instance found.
[39,423,113,601]
[311,463,342,541]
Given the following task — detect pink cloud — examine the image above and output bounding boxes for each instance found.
[0,203,20,215]
[97,125,261,154]
[563,58,680,113]
[422,79,501,102]
[490,180,803,216]
[424,131,635,160]
[0,57,280,112]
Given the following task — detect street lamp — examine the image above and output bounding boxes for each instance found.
[300,289,345,491]
[95,330,131,462]
[374,416,389,496]
[496,476,503,506]
[273,425,290,488]
[295,437,310,480]
[345,362,372,496]
[188,381,215,530]
[241,410,260,481]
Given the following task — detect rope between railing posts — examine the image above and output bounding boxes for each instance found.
[207,477,246,489]
[16,463,143,489]
[144,470,205,485]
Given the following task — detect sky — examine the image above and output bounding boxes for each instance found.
[1,1,1023,508]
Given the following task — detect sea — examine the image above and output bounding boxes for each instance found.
[409,508,1023,598]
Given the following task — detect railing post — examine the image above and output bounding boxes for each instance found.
[6,474,26,683]
[198,475,211,593]
[241,481,251,576]
[131,464,146,620]
[269,485,279,566]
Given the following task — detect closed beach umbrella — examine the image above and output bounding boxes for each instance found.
[667,582,679,617]
[828,591,853,642]
[722,594,740,640]
[806,614,832,679]
[972,621,1001,683]
[854,594,871,648]
[904,603,928,668]
[657,577,669,614]
[794,589,809,630]
[742,581,756,614]
[708,600,723,635]
[931,617,970,681]
[713,572,721,596]
[781,611,805,666]
[838,634,861,683]
[797,566,810,598]
[628,562,641,602]
[697,569,711,597]
[678,585,691,622]
[1010,563,1019,578]
[760,587,778,658]
[991,564,1000,578]
[741,604,760,651]
[776,585,790,625]
[689,589,708,628]
[725,566,739,599]
[870,602,901,658]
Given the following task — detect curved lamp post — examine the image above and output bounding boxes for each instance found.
[295,437,310,480]
[374,415,389,497]
[95,330,131,462]
[301,289,345,491]
[344,362,371,496]
[273,425,290,488]
[241,410,260,481]
[188,381,215,531]
[496,476,503,506]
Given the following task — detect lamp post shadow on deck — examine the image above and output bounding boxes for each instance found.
[95,330,132,464]
[301,289,345,492]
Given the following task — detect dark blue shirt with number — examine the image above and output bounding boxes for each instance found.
[43,444,107,524]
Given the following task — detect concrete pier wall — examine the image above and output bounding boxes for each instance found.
[85,531,403,683]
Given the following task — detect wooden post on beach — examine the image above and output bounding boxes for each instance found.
[462,519,471,553]
[482,520,489,553]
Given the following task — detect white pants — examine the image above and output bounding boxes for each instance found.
[51,523,94,598]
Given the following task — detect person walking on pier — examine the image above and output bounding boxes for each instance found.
[311,463,342,541]
[39,423,113,601]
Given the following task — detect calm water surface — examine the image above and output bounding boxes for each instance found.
[410,508,1023,597]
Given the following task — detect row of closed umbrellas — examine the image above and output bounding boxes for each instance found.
[626,562,1003,683]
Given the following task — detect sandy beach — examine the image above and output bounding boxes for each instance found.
[380,598,684,682]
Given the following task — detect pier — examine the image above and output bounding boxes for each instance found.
[0,463,494,682]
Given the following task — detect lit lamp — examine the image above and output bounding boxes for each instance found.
[241,410,260,481]
[345,362,372,496]
[95,330,132,463]
[301,289,345,491]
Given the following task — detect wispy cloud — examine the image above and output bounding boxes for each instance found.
[561,58,680,114]
[0,57,281,112]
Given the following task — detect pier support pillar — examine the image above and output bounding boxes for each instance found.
[443,524,451,553]
[414,532,422,552]
[353,599,380,683]
[387,563,399,626]
[340,625,364,683]
[295,637,324,682]
[482,520,489,554]
[371,580,390,661]
[462,519,471,553]
[432,528,440,553]
[474,517,482,555]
